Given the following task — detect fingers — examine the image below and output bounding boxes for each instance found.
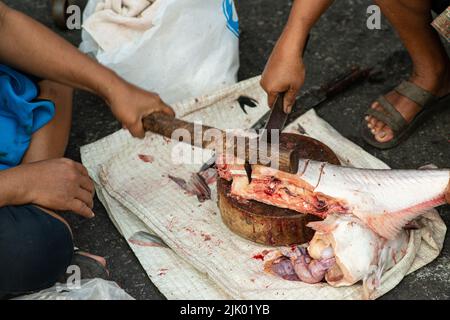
[79,175,95,194]
[283,87,298,114]
[73,161,89,177]
[260,78,277,109]
[76,188,94,210]
[126,96,174,139]
[267,91,278,109]
[69,199,95,219]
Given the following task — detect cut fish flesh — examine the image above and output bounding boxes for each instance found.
[217,157,449,239]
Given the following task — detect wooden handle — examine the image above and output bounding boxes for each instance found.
[142,113,296,173]
[143,112,220,149]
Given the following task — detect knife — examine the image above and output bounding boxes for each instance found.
[252,66,371,130]
[244,92,290,182]
[261,92,290,143]
[199,66,372,173]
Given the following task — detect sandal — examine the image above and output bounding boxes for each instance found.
[361,80,450,150]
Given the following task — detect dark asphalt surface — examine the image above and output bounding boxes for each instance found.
[4,0,449,299]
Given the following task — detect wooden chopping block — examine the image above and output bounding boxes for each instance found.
[217,133,341,246]
[142,113,340,245]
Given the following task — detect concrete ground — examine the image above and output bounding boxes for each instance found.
[5,0,449,299]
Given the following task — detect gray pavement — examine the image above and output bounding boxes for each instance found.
[4,0,449,299]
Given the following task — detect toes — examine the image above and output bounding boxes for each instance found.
[366,116,373,128]
[369,117,378,128]
[373,120,385,133]
[78,251,107,267]
[375,127,394,143]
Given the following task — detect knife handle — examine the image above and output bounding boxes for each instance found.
[323,66,372,98]
[142,112,296,172]
[142,112,218,149]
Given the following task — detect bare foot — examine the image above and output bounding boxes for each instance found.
[365,64,450,143]
[77,251,107,269]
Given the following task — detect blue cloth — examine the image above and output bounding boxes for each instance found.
[0,65,55,170]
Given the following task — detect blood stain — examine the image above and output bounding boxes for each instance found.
[252,254,265,261]
[201,233,212,241]
[138,154,154,163]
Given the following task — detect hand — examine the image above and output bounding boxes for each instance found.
[108,82,175,138]
[23,158,96,218]
[260,40,305,114]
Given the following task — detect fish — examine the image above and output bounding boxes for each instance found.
[217,157,449,240]
[264,214,409,298]
[128,231,169,248]
[168,173,212,202]
[307,214,409,298]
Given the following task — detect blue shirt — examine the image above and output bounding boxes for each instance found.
[0,65,55,170]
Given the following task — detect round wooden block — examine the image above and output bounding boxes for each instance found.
[217,133,340,246]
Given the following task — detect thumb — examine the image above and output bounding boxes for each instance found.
[159,104,176,118]
[127,120,145,138]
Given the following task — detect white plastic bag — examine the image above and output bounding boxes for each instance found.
[13,279,134,300]
[80,0,240,104]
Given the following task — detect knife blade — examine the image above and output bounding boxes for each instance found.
[244,92,290,182]
[260,92,289,143]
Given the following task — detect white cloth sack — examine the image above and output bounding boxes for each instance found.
[80,0,240,104]
[81,77,446,299]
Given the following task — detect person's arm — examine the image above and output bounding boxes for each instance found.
[0,2,174,137]
[260,0,334,113]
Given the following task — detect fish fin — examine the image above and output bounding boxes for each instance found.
[362,195,446,239]
[307,215,339,233]
[364,208,429,240]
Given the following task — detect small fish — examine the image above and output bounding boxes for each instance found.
[198,168,218,185]
[169,173,212,202]
[296,124,306,135]
[237,96,258,114]
[128,231,168,248]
